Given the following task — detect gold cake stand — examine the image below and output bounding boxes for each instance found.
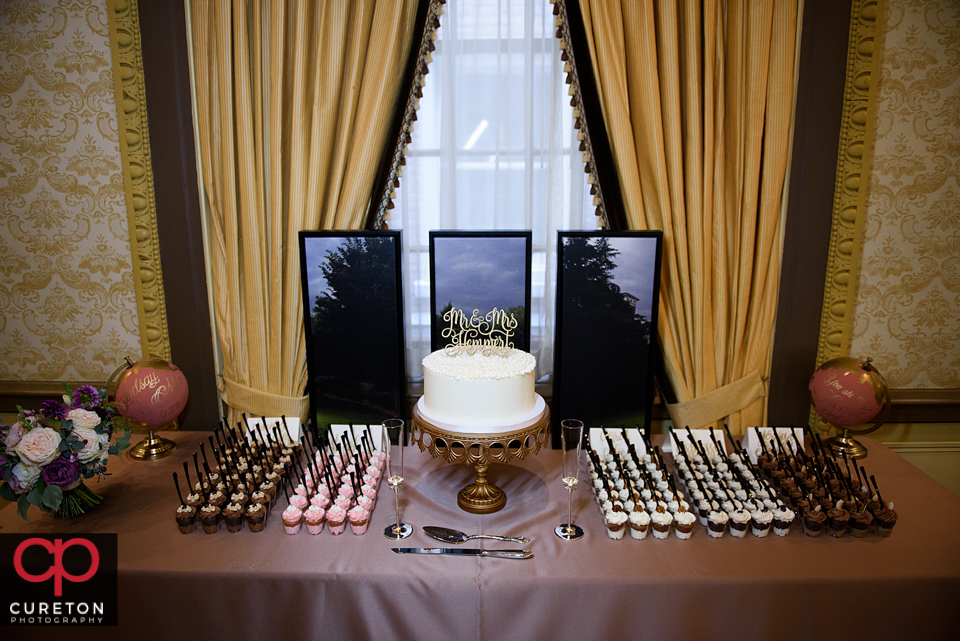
[410,403,551,514]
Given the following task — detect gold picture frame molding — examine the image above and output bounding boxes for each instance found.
[811,0,883,430]
[107,0,171,362]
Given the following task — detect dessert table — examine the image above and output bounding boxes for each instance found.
[3,431,959,640]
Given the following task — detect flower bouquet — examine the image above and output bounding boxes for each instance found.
[0,384,132,520]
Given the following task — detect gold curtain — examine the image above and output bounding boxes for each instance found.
[578,0,800,433]
[189,0,418,427]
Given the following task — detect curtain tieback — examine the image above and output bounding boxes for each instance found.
[665,369,766,430]
[218,376,310,422]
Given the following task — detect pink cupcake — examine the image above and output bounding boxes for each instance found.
[327,505,347,535]
[304,506,325,535]
[357,495,374,512]
[338,484,355,500]
[294,484,309,498]
[281,505,303,535]
[314,483,330,499]
[361,484,377,501]
[310,493,331,510]
[348,506,369,535]
[334,495,352,510]
[290,494,309,511]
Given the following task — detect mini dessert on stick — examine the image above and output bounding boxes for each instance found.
[173,472,197,534]
[327,505,347,535]
[826,501,851,538]
[673,508,696,539]
[348,505,370,535]
[728,508,751,538]
[304,505,325,534]
[605,510,628,540]
[628,510,650,540]
[281,504,303,534]
[245,503,267,532]
[750,506,774,537]
[222,502,245,533]
[199,504,221,534]
[651,505,673,540]
[848,502,874,538]
[873,502,898,537]
[706,510,728,538]
[802,505,827,538]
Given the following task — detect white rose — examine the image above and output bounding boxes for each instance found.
[11,463,42,492]
[71,426,102,463]
[15,427,62,467]
[66,408,101,429]
[98,432,110,447]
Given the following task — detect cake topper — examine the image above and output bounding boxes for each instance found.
[442,306,517,357]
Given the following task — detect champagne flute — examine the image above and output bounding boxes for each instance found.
[555,419,585,540]
[382,418,412,539]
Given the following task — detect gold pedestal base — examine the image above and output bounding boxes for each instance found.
[824,432,868,460]
[129,429,177,461]
[411,404,551,514]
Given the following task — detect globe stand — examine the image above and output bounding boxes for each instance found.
[129,429,177,461]
[824,428,870,460]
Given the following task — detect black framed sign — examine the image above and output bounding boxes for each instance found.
[553,231,663,437]
[428,231,532,352]
[299,231,406,431]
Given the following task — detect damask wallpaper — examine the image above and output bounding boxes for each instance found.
[850,0,960,389]
[0,0,140,381]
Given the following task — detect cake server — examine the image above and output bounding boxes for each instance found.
[424,526,530,544]
[392,548,533,559]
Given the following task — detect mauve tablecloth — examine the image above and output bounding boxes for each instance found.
[3,431,959,641]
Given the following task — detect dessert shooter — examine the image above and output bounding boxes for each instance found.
[706,510,728,539]
[175,505,197,534]
[304,505,325,535]
[348,505,370,535]
[629,511,650,540]
[245,502,267,532]
[750,507,774,538]
[728,508,751,538]
[848,504,874,538]
[282,505,303,535]
[327,505,348,535]
[673,508,696,539]
[199,504,221,534]
[873,502,898,537]
[605,510,628,540]
[772,506,795,536]
[222,502,245,533]
[651,506,673,540]
[826,501,850,538]
[802,505,827,538]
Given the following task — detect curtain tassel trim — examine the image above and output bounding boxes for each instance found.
[665,370,766,430]
[218,376,310,423]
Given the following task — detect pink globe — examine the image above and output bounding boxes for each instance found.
[809,356,888,428]
[113,359,190,427]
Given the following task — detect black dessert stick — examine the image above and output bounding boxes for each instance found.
[869,474,886,505]
[192,453,204,492]
[173,471,186,507]
[280,415,296,448]
[182,461,193,495]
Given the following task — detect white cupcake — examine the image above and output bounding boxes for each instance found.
[651,509,673,540]
[673,510,696,539]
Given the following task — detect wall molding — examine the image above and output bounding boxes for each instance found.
[884,441,960,454]
[107,0,171,361]
[811,0,883,430]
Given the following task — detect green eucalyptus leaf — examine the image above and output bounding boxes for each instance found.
[17,495,31,521]
[26,488,42,507]
[41,484,63,510]
[0,482,17,502]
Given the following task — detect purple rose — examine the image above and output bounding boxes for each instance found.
[73,385,101,409]
[0,454,11,472]
[40,399,68,419]
[40,454,82,489]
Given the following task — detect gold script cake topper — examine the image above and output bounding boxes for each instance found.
[442,306,517,357]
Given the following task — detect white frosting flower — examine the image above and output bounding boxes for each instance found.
[66,408,101,429]
[629,511,650,526]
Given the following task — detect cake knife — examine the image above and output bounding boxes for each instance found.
[392,548,533,559]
